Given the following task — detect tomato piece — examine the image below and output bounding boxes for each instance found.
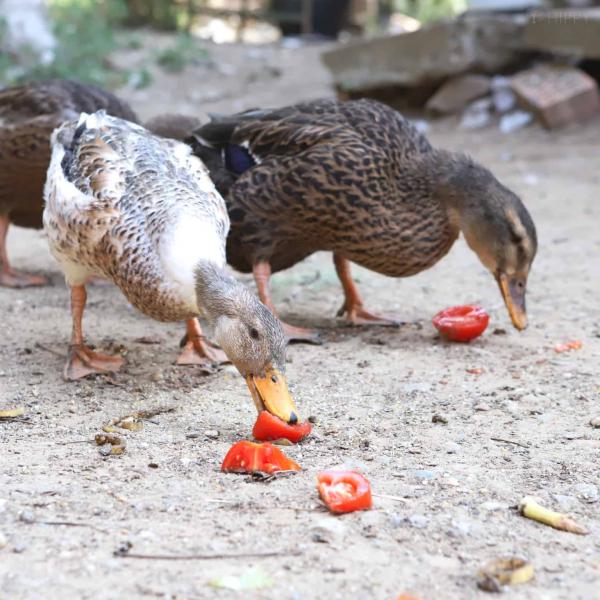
[554,340,582,353]
[317,470,372,514]
[221,441,301,474]
[252,411,312,443]
[432,305,489,342]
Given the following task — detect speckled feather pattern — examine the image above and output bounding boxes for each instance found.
[192,98,459,276]
[0,79,137,229]
[44,113,229,322]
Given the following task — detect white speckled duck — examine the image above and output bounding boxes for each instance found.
[43,111,299,424]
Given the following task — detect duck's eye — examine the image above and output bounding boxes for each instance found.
[249,327,260,340]
[271,375,277,383]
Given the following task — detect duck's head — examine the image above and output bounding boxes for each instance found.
[212,291,300,424]
[441,155,538,330]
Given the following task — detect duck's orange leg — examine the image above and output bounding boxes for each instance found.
[64,284,124,380]
[334,253,401,326]
[177,318,229,366]
[253,260,322,344]
[0,214,47,288]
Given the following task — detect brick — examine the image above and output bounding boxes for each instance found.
[510,65,600,129]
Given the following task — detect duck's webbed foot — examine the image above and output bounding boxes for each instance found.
[0,267,47,288]
[336,302,403,327]
[281,321,323,345]
[64,344,124,380]
[333,253,402,327]
[176,319,230,366]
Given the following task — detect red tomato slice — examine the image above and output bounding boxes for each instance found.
[252,411,312,443]
[432,305,489,342]
[317,470,372,514]
[221,441,301,474]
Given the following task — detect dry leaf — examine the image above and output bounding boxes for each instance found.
[477,557,534,592]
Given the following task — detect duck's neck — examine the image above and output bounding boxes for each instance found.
[423,150,493,227]
[193,260,250,324]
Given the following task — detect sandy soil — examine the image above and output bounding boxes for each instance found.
[1,38,599,600]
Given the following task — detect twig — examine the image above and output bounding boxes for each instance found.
[40,520,105,532]
[490,437,529,449]
[372,493,408,503]
[116,548,302,560]
[35,342,67,358]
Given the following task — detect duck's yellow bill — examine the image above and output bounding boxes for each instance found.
[246,366,299,424]
[497,273,528,331]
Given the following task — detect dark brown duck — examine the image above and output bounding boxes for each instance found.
[0,79,137,288]
[159,99,537,342]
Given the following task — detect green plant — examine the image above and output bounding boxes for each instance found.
[155,33,209,73]
[393,0,467,23]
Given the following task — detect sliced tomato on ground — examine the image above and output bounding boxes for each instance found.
[432,305,489,342]
[252,411,312,443]
[317,470,372,514]
[221,441,301,474]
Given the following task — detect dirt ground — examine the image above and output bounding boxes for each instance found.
[1,37,599,600]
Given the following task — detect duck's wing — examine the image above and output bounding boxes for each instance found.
[45,111,228,283]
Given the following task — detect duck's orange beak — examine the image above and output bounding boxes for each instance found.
[246,365,299,424]
[496,273,528,331]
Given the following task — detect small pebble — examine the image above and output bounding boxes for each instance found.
[19,510,35,524]
[552,494,579,512]
[404,514,429,529]
[204,430,219,439]
[0,532,7,549]
[480,501,507,512]
[412,469,436,480]
[310,518,346,544]
[150,370,163,382]
[308,415,318,424]
[589,417,600,428]
[447,519,473,537]
[12,542,26,553]
[432,414,448,424]
[573,483,599,503]
[446,442,461,454]
[474,403,491,412]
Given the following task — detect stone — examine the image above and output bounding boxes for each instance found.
[18,510,35,524]
[0,532,7,549]
[446,442,461,454]
[480,500,508,512]
[447,519,474,537]
[401,514,429,529]
[412,469,437,480]
[493,87,517,113]
[589,416,600,428]
[460,98,493,129]
[523,8,600,59]
[310,518,346,544]
[499,110,534,133]
[322,15,526,94]
[426,74,492,115]
[552,494,579,512]
[510,65,600,129]
[573,483,599,503]
[204,430,219,439]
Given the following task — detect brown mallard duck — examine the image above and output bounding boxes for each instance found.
[180,98,537,342]
[0,79,137,288]
[43,111,299,424]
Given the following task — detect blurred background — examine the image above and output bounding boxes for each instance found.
[1,0,599,128]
